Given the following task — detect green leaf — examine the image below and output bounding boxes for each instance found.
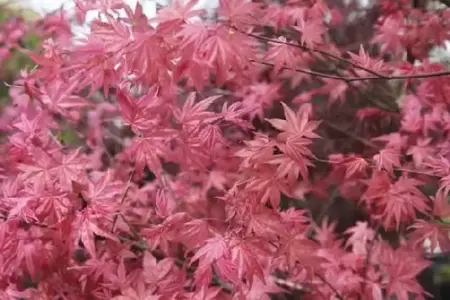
[55,128,80,146]
[23,32,40,50]
[438,264,450,282]
[2,51,34,76]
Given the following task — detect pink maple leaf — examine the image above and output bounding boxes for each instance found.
[294,18,327,48]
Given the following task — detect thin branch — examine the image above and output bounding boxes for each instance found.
[322,120,380,150]
[305,49,400,112]
[315,272,345,300]
[111,167,136,233]
[358,224,381,300]
[251,60,354,81]
[212,269,234,294]
[306,186,339,239]
[241,26,450,81]
[316,121,441,178]
[315,156,440,178]
[379,70,450,80]
[236,27,388,79]
[253,59,450,82]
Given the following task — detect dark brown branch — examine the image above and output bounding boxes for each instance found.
[237,26,388,79]
[315,272,345,300]
[111,167,136,233]
[242,26,450,81]
[358,224,380,300]
[322,120,381,150]
[252,59,450,82]
[251,59,354,81]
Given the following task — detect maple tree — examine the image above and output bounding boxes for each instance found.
[2,0,450,299]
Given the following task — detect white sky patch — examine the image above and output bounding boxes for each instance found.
[19,0,220,38]
[19,0,219,17]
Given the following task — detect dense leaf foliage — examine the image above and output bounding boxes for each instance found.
[2,0,450,299]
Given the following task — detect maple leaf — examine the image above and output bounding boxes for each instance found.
[277,231,323,272]
[170,125,213,170]
[33,188,71,224]
[38,78,91,121]
[293,17,326,48]
[235,133,275,168]
[246,205,283,239]
[155,188,176,218]
[269,153,313,184]
[245,170,290,208]
[372,15,405,55]
[103,259,136,292]
[347,45,389,76]
[215,255,239,286]
[17,147,56,192]
[127,134,170,175]
[382,247,431,300]
[406,138,433,168]
[174,57,211,91]
[218,0,261,27]
[345,221,375,255]
[177,22,209,48]
[238,82,281,121]
[266,102,321,141]
[81,170,124,204]
[265,37,301,74]
[73,211,119,258]
[11,112,52,145]
[16,238,52,279]
[191,235,229,268]
[279,207,309,227]
[173,93,222,125]
[142,252,174,286]
[372,148,401,174]
[116,88,161,132]
[343,156,369,179]
[75,0,125,15]
[229,237,266,285]
[243,273,284,300]
[186,287,223,300]
[2,181,39,224]
[67,38,118,98]
[53,148,89,192]
[425,155,450,177]
[409,219,450,253]
[177,218,210,250]
[112,287,159,300]
[373,133,407,150]
[314,217,339,248]
[198,25,254,84]
[364,173,430,230]
[432,189,450,218]
[318,78,349,106]
[155,0,205,24]
[266,102,320,179]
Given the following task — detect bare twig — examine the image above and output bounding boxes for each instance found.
[306,186,339,239]
[358,224,380,300]
[239,25,450,82]
[111,167,136,234]
[322,120,380,150]
[251,59,354,81]
[315,272,345,300]
[236,26,387,79]
[252,59,450,82]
